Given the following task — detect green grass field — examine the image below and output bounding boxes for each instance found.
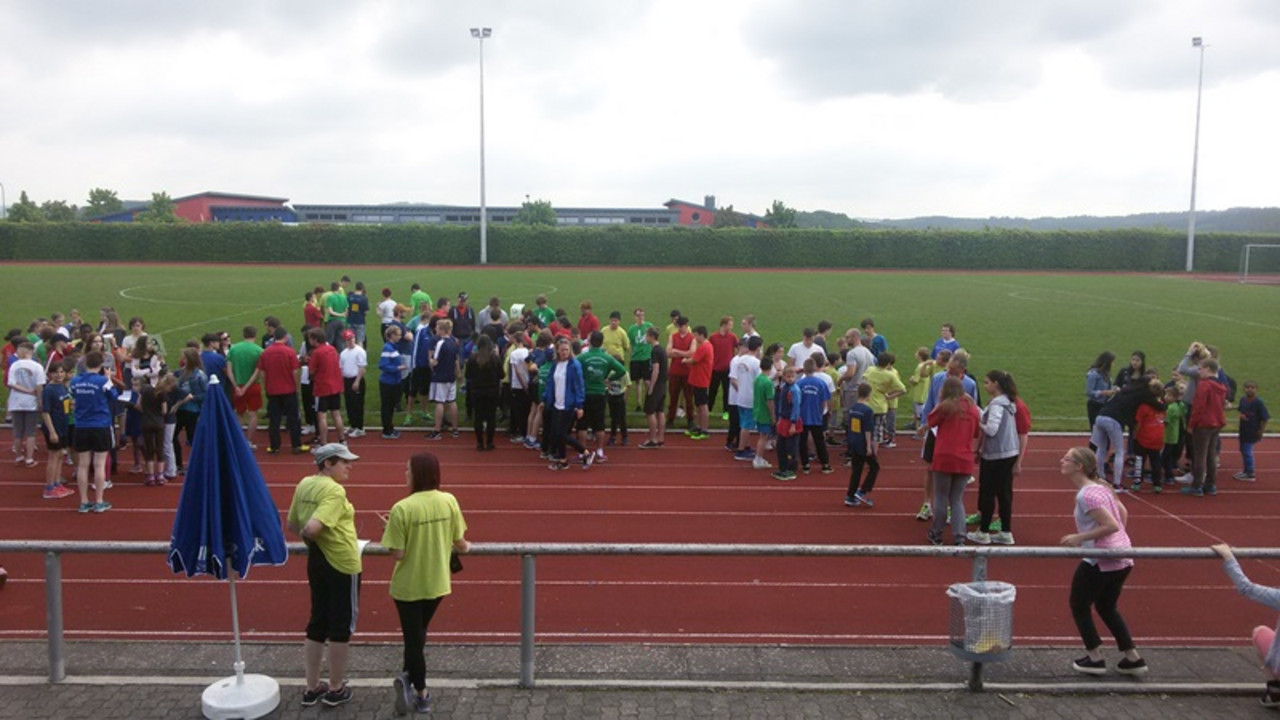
[6,263,1277,431]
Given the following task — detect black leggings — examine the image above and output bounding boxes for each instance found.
[977,456,1016,533]
[548,408,585,461]
[799,425,829,468]
[380,382,400,435]
[395,597,443,693]
[471,391,498,447]
[1069,562,1135,652]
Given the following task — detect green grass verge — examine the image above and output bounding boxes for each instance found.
[5,264,1276,431]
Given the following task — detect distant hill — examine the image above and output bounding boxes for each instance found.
[796,207,1280,233]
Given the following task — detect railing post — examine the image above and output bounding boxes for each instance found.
[519,553,536,688]
[45,551,65,683]
[971,553,987,583]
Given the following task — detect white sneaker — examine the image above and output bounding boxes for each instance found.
[965,531,991,545]
[301,425,315,436]
[752,457,773,470]
[993,531,1015,545]
[1173,473,1193,484]
[595,449,608,463]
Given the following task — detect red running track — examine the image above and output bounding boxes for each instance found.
[2,431,1278,647]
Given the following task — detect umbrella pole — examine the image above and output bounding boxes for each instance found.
[229,572,245,685]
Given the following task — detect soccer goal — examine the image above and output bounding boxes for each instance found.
[1238,244,1280,284]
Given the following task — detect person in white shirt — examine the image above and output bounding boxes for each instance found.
[338,330,368,437]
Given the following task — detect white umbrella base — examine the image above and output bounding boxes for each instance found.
[201,673,280,720]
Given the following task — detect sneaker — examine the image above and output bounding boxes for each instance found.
[510,435,526,443]
[92,501,112,513]
[1173,473,1193,484]
[1233,472,1256,482]
[1205,485,1217,496]
[402,413,414,425]
[451,429,460,439]
[301,681,330,707]
[721,411,730,421]
[321,683,352,707]
[882,441,897,449]
[992,531,1015,545]
[292,444,312,454]
[965,512,980,526]
[349,428,366,438]
[916,503,932,521]
[802,465,811,475]
[771,471,794,482]
[926,531,943,546]
[266,447,280,455]
[854,491,874,508]
[638,440,661,449]
[1263,680,1280,708]
[524,438,540,450]
[104,479,114,489]
[382,431,402,440]
[1116,657,1148,676]
[581,453,594,470]
[426,431,442,441]
[966,531,991,545]
[844,495,860,507]
[1180,486,1204,497]
[393,673,413,716]
[413,692,432,714]
[1152,485,1162,494]
[752,457,773,470]
[301,425,315,436]
[77,501,94,514]
[733,449,756,461]
[594,450,608,463]
[43,485,75,500]
[1130,480,1143,492]
[1072,656,1107,675]
[689,431,708,441]
[820,465,834,474]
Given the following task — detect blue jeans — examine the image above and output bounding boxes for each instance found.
[1090,416,1125,487]
[1241,440,1257,474]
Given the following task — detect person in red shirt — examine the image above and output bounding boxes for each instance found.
[245,326,309,454]
[577,300,600,341]
[304,291,324,331]
[1132,378,1167,493]
[1186,358,1228,496]
[684,325,715,440]
[927,377,980,545]
[706,315,738,420]
[306,328,346,446]
[666,317,695,430]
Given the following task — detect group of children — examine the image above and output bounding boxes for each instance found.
[1086,341,1268,497]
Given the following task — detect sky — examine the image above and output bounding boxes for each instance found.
[1,0,1277,220]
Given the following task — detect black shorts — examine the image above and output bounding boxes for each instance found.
[314,394,342,412]
[922,430,936,463]
[644,386,667,415]
[583,395,607,433]
[692,386,710,407]
[305,547,361,644]
[41,426,70,451]
[73,426,113,454]
[629,360,652,383]
[411,367,432,396]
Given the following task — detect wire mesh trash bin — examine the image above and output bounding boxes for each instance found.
[946,580,1015,690]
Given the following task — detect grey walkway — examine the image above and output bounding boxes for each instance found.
[0,641,1274,718]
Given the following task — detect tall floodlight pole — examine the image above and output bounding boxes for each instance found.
[1185,36,1206,273]
[471,27,492,265]
[0,181,6,220]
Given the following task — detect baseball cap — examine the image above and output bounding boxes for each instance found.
[341,329,355,340]
[312,443,359,465]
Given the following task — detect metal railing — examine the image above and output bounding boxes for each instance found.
[2,540,1276,688]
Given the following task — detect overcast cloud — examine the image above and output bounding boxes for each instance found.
[1,0,1276,219]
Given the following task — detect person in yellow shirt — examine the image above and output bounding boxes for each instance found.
[600,311,631,363]
[382,452,471,715]
[287,443,363,708]
[863,352,907,449]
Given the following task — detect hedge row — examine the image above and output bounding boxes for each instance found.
[2,222,1278,272]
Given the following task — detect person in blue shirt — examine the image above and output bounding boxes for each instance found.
[796,357,832,475]
[772,366,803,482]
[70,351,120,513]
[931,323,961,360]
[1235,380,1270,481]
[542,337,590,470]
[39,361,76,500]
[346,281,370,348]
[378,326,409,439]
[427,320,461,440]
[844,383,879,507]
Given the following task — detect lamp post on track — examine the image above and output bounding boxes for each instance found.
[471,27,492,265]
[1185,36,1207,273]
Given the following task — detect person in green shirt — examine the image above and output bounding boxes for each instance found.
[578,331,628,462]
[626,307,654,412]
[226,326,265,448]
[323,281,349,347]
[531,294,557,330]
[286,443,363,708]
[381,452,470,715]
[408,284,433,322]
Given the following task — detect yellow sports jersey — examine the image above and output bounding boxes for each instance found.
[287,475,362,575]
[381,490,467,602]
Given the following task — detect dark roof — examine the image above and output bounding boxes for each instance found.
[173,191,289,204]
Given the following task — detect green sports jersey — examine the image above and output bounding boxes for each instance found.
[325,292,349,324]
[577,347,627,395]
[627,322,654,361]
[753,372,776,425]
[226,340,264,385]
[533,306,557,329]
[409,291,432,315]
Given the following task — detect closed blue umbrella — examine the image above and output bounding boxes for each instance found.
[167,374,287,719]
[169,375,287,579]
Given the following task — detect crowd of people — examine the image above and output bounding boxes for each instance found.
[3,281,1275,707]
